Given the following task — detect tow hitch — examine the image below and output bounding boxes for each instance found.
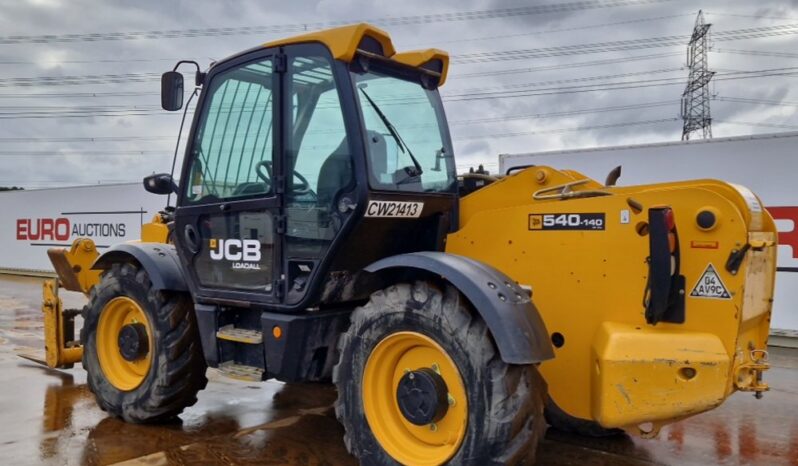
[734,348,770,399]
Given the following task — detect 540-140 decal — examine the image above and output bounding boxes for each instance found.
[528,213,605,231]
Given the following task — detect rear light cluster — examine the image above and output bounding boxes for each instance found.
[644,207,685,325]
[664,208,678,274]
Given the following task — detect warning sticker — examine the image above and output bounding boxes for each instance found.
[690,264,731,299]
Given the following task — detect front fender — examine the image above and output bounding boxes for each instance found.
[92,242,187,292]
[365,252,554,364]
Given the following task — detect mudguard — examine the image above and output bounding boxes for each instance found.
[364,251,554,364]
[92,243,188,291]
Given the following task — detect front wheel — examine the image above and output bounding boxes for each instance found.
[81,262,208,423]
[333,281,547,465]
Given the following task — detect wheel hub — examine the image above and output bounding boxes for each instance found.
[97,296,153,391]
[362,331,468,465]
[117,323,149,361]
[396,367,449,425]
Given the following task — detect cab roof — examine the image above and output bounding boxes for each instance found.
[262,23,450,86]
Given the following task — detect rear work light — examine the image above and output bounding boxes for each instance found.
[644,207,685,325]
[664,208,676,231]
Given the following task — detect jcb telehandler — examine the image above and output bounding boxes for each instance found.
[35,23,776,465]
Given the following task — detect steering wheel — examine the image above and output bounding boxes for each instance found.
[255,160,274,188]
[291,170,311,195]
[255,160,312,195]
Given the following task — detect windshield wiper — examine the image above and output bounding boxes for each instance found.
[358,86,423,177]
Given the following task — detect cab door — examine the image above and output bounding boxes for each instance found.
[175,52,282,305]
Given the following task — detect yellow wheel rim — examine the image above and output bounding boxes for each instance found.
[363,331,468,466]
[96,296,153,391]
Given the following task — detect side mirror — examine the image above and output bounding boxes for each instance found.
[143,173,178,195]
[161,71,184,111]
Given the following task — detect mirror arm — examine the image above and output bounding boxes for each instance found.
[173,60,205,86]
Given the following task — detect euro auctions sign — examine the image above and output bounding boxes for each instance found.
[16,218,127,242]
[0,183,166,272]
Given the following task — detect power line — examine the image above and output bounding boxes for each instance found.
[0,101,679,144]
[0,135,174,143]
[0,119,682,151]
[453,22,798,64]
[0,179,141,188]
[406,13,694,47]
[716,120,798,130]
[4,21,798,89]
[0,72,159,87]
[714,48,798,59]
[0,0,676,45]
[714,96,798,108]
[0,57,178,66]
[453,118,679,139]
[440,67,798,102]
[0,150,171,156]
[0,67,793,120]
[455,52,683,79]
[0,13,694,67]
[0,110,182,119]
[453,68,684,94]
[0,104,160,110]
[450,100,676,125]
[704,11,798,22]
[0,55,684,91]
[0,90,156,99]
[4,100,792,150]
[4,111,796,153]
[0,54,686,97]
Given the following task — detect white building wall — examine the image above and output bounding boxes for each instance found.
[500,131,798,333]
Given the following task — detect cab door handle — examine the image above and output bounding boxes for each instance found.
[183,224,200,254]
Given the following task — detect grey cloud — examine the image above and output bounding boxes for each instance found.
[0,0,795,187]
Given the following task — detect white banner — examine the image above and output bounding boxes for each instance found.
[0,183,167,272]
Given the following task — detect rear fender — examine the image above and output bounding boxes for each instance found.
[364,251,554,364]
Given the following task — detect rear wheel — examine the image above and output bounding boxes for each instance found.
[334,281,547,465]
[81,262,207,423]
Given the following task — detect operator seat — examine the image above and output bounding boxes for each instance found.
[316,131,387,206]
[317,138,353,206]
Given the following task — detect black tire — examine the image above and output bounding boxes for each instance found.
[333,281,547,465]
[81,262,208,423]
[544,397,624,437]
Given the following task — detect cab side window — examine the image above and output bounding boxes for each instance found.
[186,59,274,202]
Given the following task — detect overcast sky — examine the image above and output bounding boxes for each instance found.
[0,0,796,188]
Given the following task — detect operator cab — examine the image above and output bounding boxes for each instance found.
[154,24,458,311]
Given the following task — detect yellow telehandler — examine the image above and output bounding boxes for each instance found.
[33,23,776,465]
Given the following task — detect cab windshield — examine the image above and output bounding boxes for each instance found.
[352,68,456,193]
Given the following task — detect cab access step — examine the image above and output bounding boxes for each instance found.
[194,304,352,384]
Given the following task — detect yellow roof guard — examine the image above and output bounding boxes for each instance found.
[393,49,450,87]
[263,23,450,86]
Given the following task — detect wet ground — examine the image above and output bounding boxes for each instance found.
[1,274,796,466]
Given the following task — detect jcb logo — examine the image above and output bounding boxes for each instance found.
[209,239,261,262]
